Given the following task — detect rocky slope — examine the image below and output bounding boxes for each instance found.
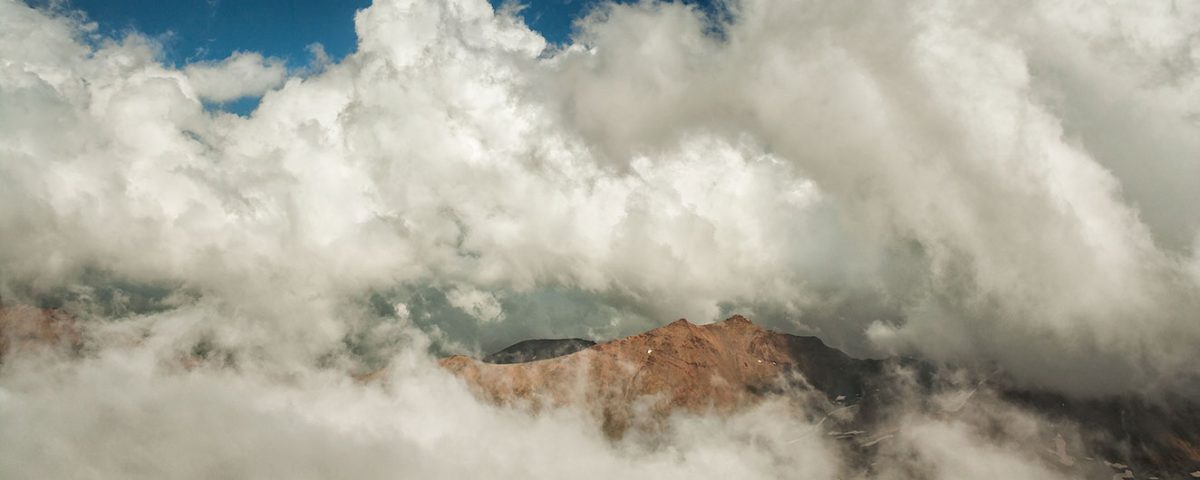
[3,304,1195,477]
[0,305,80,360]
[442,315,887,436]
[442,315,1200,478]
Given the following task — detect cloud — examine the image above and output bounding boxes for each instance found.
[3,0,1199,390]
[446,285,506,323]
[0,0,1198,475]
[0,315,849,480]
[184,51,286,103]
[541,0,1200,394]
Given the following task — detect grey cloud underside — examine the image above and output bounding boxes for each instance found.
[0,0,1199,477]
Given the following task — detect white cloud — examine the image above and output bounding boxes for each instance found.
[0,0,1198,475]
[446,285,505,322]
[2,0,1198,391]
[184,51,286,103]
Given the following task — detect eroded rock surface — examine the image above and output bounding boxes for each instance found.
[441,315,882,436]
[442,315,1200,478]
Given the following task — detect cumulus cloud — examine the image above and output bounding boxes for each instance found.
[183,51,286,103]
[0,0,1199,476]
[2,0,1199,381]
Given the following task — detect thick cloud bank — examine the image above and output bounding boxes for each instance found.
[0,0,1198,477]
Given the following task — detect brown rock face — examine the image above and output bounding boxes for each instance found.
[0,305,80,360]
[441,315,1200,476]
[440,315,879,436]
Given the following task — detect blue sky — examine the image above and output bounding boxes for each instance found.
[48,0,366,68]
[47,0,717,64]
[37,0,714,114]
[44,0,373,113]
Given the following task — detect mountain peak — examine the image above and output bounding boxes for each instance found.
[440,315,876,437]
[438,315,1200,476]
[722,314,751,325]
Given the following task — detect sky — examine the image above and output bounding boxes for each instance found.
[38,0,372,113]
[2,0,1200,478]
[44,0,716,114]
[47,0,369,65]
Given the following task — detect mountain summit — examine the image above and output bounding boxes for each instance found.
[442,315,1200,478]
[442,315,883,436]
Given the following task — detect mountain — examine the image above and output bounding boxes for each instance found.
[482,338,596,364]
[0,305,79,360]
[442,315,1200,479]
[4,304,1196,478]
[442,315,890,437]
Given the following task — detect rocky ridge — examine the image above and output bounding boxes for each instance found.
[441,315,1200,479]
